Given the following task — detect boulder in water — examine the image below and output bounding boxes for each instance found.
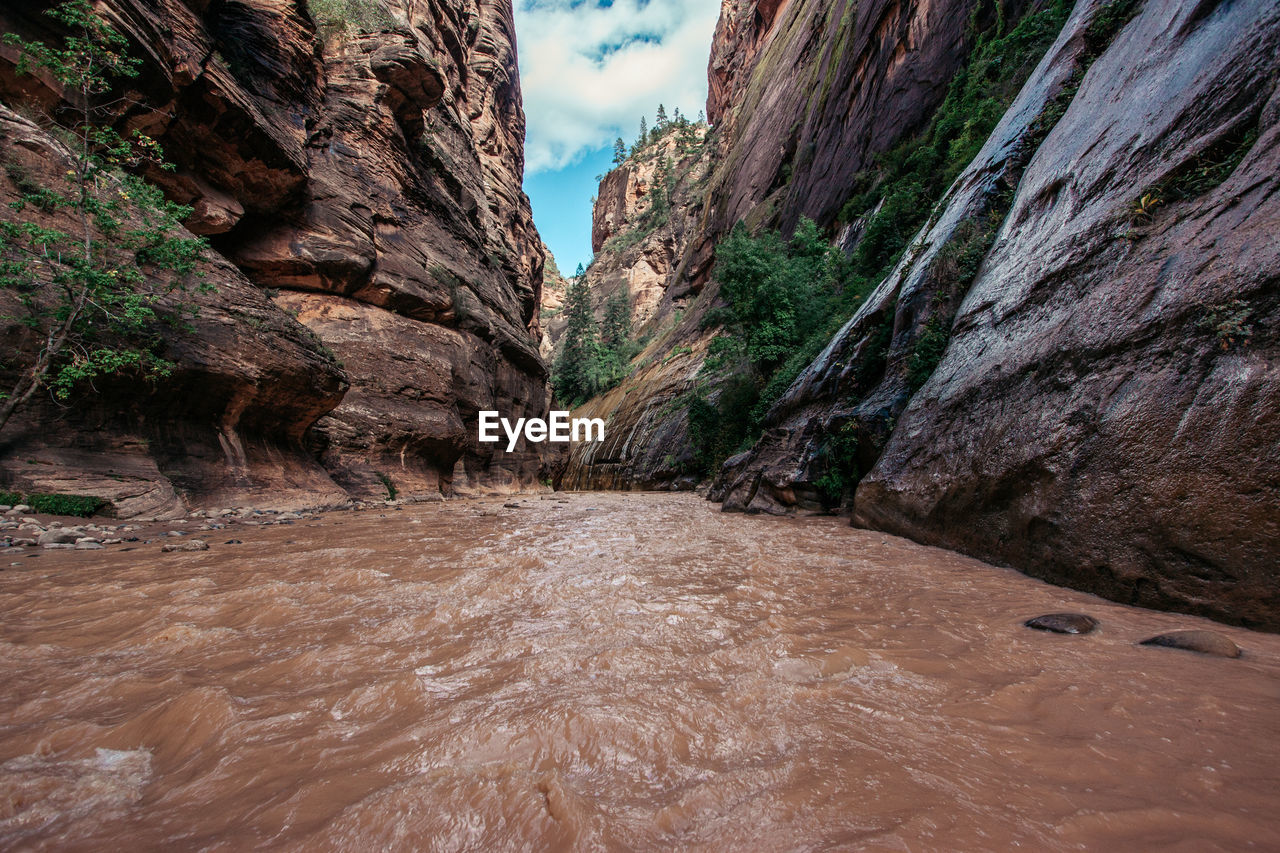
[1139,630,1241,658]
[1024,613,1099,635]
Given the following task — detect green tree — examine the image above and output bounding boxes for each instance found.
[612,138,627,166]
[655,103,668,128]
[714,218,830,375]
[552,274,600,405]
[647,157,672,224]
[0,0,206,432]
[638,116,648,147]
[598,289,634,385]
[574,262,585,278]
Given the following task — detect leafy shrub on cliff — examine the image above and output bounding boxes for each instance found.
[813,422,861,508]
[689,218,872,475]
[687,371,760,476]
[716,218,835,375]
[0,1,207,433]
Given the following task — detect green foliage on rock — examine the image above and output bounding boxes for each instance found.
[813,422,860,508]
[837,0,1074,271]
[308,0,394,40]
[689,218,874,475]
[1134,121,1259,219]
[0,0,207,433]
[374,470,397,501]
[25,493,109,517]
[0,490,109,516]
[688,0,1089,483]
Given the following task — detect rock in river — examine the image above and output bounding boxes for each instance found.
[1139,630,1242,659]
[1024,614,1099,635]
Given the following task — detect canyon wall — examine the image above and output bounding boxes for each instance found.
[0,0,549,516]
[566,0,1280,628]
[552,123,716,490]
[561,0,990,489]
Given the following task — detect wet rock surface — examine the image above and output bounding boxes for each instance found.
[704,0,1280,629]
[1140,630,1243,659]
[851,0,1280,629]
[1025,614,1100,635]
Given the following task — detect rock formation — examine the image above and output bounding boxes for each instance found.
[537,243,567,361]
[565,0,1280,629]
[723,0,1280,630]
[561,0,992,490]
[0,0,550,515]
[553,122,717,490]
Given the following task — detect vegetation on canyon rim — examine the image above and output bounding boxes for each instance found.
[308,0,396,40]
[552,109,706,406]
[0,0,206,433]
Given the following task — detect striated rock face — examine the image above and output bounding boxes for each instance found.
[854,0,1280,629]
[703,0,984,258]
[560,0,1280,627]
[0,0,549,514]
[537,243,568,361]
[719,0,1280,629]
[0,104,349,518]
[585,127,714,331]
[560,0,997,492]
[560,0,995,494]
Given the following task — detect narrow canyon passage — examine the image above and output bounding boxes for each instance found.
[1,494,1278,851]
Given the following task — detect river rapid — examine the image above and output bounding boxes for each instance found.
[1,492,1277,851]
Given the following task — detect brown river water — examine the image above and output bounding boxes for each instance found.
[1,492,1278,851]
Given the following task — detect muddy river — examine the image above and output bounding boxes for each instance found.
[1,493,1277,850]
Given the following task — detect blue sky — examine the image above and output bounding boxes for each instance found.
[513,0,721,273]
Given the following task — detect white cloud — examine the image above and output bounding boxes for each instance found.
[514,0,722,173]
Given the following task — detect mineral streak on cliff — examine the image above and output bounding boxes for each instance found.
[0,0,550,515]
[564,0,1280,629]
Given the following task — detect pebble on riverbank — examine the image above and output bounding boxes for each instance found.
[161,540,209,553]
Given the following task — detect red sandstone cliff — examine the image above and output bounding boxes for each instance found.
[0,0,549,514]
